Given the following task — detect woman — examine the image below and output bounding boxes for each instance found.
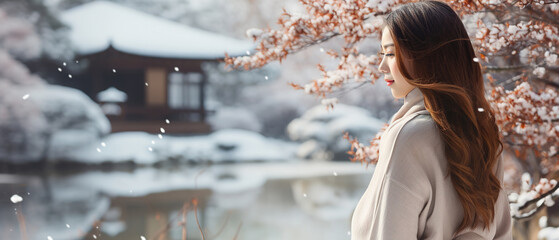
[350,1,513,239]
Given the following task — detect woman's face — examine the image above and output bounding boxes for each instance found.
[379,27,415,99]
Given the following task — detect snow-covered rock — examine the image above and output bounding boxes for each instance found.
[287,104,385,160]
[208,107,263,132]
[208,129,296,162]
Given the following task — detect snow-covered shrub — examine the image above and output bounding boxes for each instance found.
[287,104,385,161]
[0,7,109,163]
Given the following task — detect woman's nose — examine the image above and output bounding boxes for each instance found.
[378,60,389,73]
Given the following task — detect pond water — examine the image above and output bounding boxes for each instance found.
[1,161,373,240]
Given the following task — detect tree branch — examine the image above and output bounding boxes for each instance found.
[518,183,559,211]
[483,64,531,72]
[534,77,559,90]
[512,198,546,220]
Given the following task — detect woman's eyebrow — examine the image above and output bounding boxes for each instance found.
[381,43,394,49]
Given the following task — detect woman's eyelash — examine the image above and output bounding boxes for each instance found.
[379,52,395,57]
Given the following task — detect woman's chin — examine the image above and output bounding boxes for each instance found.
[390,89,404,99]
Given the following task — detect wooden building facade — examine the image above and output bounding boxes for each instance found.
[60,1,252,134]
[76,46,212,134]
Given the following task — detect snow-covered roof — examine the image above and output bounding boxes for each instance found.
[97,87,127,102]
[60,1,254,59]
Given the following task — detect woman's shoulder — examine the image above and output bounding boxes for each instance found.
[386,114,445,172]
[382,114,443,200]
[395,114,441,145]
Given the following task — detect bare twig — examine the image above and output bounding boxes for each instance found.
[232,222,244,240]
[181,202,188,240]
[207,212,232,239]
[193,199,205,240]
[16,205,28,240]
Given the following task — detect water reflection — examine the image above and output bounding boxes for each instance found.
[1,162,372,240]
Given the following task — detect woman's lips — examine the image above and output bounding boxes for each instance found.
[385,78,395,86]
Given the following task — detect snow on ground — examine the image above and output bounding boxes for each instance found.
[60,1,254,59]
[52,128,299,165]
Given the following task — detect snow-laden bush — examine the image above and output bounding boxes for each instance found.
[0,9,110,163]
[287,104,385,161]
[36,85,111,162]
[0,84,111,163]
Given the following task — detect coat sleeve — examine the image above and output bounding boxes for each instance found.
[373,115,439,239]
[492,155,514,240]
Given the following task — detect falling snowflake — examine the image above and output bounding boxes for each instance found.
[10,194,23,203]
[165,119,170,124]
[101,142,106,147]
[158,134,163,139]
[303,193,307,198]
[160,128,165,133]
[66,224,70,228]
[68,74,72,79]
[57,68,62,72]
[48,236,53,240]
[473,57,479,62]
[148,147,153,152]
[265,76,269,80]
[151,140,155,145]
[333,172,338,176]
[141,236,147,240]
[477,108,485,112]
[145,83,149,86]
[112,69,116,73]
[22,94,29,100]
[97,148,101,153]
[174,67,179,71]
[63,62,67,66]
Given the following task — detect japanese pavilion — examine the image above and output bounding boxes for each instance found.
[60,1,253,134]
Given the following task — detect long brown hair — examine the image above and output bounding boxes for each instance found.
[384,0,504,236]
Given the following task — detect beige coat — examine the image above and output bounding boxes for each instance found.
[351,87,512,239]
